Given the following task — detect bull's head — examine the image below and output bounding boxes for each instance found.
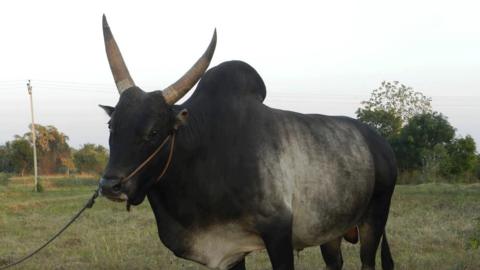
[98,15,216,205]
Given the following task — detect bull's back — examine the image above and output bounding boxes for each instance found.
[256,110,376,248]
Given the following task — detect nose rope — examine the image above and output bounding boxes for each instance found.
[155,133,176,182]
[121,132,176,184]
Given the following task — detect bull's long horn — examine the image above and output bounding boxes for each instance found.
[162,29,217,105]
[103,15,135,94]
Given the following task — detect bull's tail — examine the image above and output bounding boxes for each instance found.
[381,230,394,270]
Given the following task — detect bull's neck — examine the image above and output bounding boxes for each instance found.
[148,101,215,220]
[147,101,208,210]
[146,188,190,257]
[172,102,212,154]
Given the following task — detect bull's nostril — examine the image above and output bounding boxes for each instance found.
[112,183,122,192]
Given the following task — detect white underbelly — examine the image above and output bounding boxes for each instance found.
[187,223,264,270]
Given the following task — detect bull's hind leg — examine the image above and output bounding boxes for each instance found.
[320,237,343,270]
[358,192,394,270]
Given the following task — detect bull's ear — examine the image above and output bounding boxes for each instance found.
[174,108,189,130]
[99,105,115,117]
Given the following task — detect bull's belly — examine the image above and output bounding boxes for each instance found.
[183,183,372,269]
[291,175,374,249]
[186,223,264,270]
[182,176,373,269]
[183,197,369,270]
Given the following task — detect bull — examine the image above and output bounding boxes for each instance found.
[98,15,396,270]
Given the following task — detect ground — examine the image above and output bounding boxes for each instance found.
[0,176,479,269]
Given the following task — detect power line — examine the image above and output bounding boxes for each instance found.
[33,86,112,93]
[34,82,113,89]
[0,79,25,83]
[0,88,25,91]
[35,79,111,85]
[2,79,480,99]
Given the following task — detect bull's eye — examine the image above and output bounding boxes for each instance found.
[145,130,159,141]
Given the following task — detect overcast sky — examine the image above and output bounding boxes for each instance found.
[0,0,479,150]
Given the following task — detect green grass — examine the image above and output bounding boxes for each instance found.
[1,176,479,269]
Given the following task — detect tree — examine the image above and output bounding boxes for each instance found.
[0,145,13,173]
[23,124,73,174]
[8,138,33,176]
[356,81,432,139]
[445,135,477,175]
[73,144,108,174]
[356,109,402,139]
[393,112,455,171]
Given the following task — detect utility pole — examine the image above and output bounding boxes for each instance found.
[27,80,39,192]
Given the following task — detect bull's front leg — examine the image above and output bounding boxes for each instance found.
[258,215,294,270]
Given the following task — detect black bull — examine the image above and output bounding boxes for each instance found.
[98,16,396,270]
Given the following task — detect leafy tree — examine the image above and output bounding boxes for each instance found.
[73,144,108,174]
[356,109,402,139]
[445,135,477,175]
[356,81,432,139]
[8,138,33,176]
[23,124,73,174]
[393,112,455,171]
[421,144,451,180]
[358,81,432,123]
[59,154,76,176]
[357,81,479,182]
[0,145,13,173]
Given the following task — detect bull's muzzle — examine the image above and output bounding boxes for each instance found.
[99,177,127,201]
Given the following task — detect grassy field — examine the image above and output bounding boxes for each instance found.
[1,176,479,270]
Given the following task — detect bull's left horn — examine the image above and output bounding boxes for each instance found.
[162,29,217,105]
[103,15,135,94]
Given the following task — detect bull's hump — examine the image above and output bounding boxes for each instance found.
[192,60,267,102]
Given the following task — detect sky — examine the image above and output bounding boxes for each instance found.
[0,0,479,151]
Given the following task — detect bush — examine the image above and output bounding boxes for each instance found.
[73,144,108,175]
[34,180,44,192]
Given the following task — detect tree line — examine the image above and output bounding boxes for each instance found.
[0,124,108,176]
[357,81,479,183]
[1,81,479,183]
